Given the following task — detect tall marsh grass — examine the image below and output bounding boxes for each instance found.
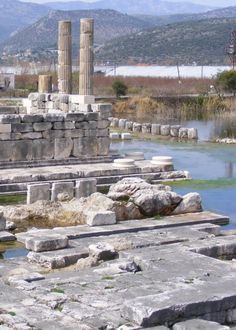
[113,96,228,123]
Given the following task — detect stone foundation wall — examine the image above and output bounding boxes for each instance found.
[23,93,96,114]
[0,110,110,163]
[110,117,198,140]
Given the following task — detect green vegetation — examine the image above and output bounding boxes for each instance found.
[216,70,236,95]
[0,194,26,205]
[97,17,236,65]
[51,287,65,294]
[8,311,16,316]
[102,275,114,281]
[112,80,128,98]
[165,179,236,190]
[113,96,227,123]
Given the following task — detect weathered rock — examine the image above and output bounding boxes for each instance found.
[0,231,16,242]
[6,221,16,231]
[188,128,198,140]
[89,242,118,261]
[108,177,170,201]
[172,193,202,215]
[173,319,230,330]
[131,190,182,217]
[108,178,179,217]
[86,211,116,226]
[25,234,68,252]
[151,124,161,135]
[160,125,170,136]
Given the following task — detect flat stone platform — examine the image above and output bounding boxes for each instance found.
[0,160,189,194]
[0,219,235,329]
[16,211,229,243]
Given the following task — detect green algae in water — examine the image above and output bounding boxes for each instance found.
[164,179,236,190]
[0,194,26,205]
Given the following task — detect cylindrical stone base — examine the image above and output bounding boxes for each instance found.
[38,75,52,93]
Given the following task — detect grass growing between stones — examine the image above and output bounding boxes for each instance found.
[51,288,65,294]
[0,194,26,205]
[165,179,236,190]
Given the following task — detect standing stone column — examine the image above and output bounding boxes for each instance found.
[58,21,72,94]
[38,75,52,93]
[79,18,94,97]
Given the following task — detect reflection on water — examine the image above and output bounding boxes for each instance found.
[112,139,236,230]
[226,161,234,178]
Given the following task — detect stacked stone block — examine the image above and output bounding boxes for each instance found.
[0,111,111,163]
[110,117,198,140]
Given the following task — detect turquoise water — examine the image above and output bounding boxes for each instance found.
[112,139,236,230]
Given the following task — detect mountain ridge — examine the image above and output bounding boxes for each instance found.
[45,0,214,15]
[0,9,150,55]
[96,16,236,65]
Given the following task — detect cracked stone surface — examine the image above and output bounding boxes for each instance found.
[0,222,235,329]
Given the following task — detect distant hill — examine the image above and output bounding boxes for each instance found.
[45,0,214,16]
[96,17,236,65]
[0,9,150,54]
[0,0,50,43]
[134,6,236,27]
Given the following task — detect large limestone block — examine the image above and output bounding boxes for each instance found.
[21,132,42,140]
[188,128,198,139]
[75,179,97,199]
[119,119,127,129]
[31,139,54,160]
[65,112,85,122]
[27,183,51,204]
[0,124,11,133]
[179,128,188,138]
[89,242,118,261]
[53,121,75,130]
[44,113,64,122]
[73,137,98,157]
[12,123,33,133]
[51,182,74,202]
[151,124,161,135]
[170,125,181,137]
[171,193,202,215]
[133,122,142,132]
[0,114,21,124]
[0,140,33,161]
[142,123,151,134]
[160,125,170,136]
[33,122,52,131]
[54,138,73,159]
[86,211,116,226]
[25,234,68,252]
[97,137,110,156]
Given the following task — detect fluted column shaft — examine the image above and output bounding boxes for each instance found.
[79,18,94,96]
[58,21,72,94]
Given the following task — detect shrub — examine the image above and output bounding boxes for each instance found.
[112,80,128,98]
[216,70,236,95]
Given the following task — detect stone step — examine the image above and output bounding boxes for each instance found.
[27,246,89,269]
[16,212,228,245]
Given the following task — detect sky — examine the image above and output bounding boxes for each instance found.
[22,0,236,7]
